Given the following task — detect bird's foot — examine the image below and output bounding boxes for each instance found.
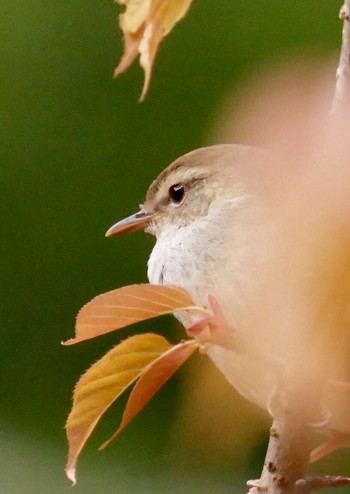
[307,379,350,462]
[307,407,331,429]
[186,295,241,353]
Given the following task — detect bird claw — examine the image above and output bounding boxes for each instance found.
[307,407,331,429]
[307,380,350,462]
[186,294,240,352]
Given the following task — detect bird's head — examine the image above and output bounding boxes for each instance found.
[106,144,272,239]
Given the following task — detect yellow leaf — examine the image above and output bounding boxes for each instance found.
[115,0,193,101]
[121,0,151,33]
[65,333,173,485]
[100,338,198,449]
[63,283,199,345]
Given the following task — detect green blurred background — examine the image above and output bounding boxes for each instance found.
[1,1,346,492]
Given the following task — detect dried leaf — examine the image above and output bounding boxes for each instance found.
[100,338,198,449]
[65,333,174,485]
[63,284,198,345]
[115,0,193,100]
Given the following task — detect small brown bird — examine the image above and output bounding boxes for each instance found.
[106,144,350,455]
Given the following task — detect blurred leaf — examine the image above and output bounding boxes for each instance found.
[310,433,350,463]
[115,0,193,100]
[65,332,174,484]
[100,338,198,449]
[63,284,198,345]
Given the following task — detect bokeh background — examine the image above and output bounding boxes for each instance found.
[1,1,347,493]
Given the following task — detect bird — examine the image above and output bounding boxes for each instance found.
[106,144,350,455]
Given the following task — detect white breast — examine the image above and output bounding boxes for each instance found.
[148,219,221,304]
[147,203,275,410]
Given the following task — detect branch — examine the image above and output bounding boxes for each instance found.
[246,364,324,494]
[295,476,350,493]
[246,384,350,494]
[244,321,349,494]
[331,1,350,115]
[256,417,312,494]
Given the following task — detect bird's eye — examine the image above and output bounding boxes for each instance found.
[168,184,185,204]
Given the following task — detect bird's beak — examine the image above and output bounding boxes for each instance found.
[105,210,159,237]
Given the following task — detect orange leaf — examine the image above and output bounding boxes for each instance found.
[65,333,173,485]
[63,284,199,345]
[115,0,193,101]
[100,338,198,449]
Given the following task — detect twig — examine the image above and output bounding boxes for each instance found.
[243,349,326,494]
[246,387,350,494]
[295,476,350,494]
[244,324,335,494]
[249,386,317,494]
[330,0,350,115]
